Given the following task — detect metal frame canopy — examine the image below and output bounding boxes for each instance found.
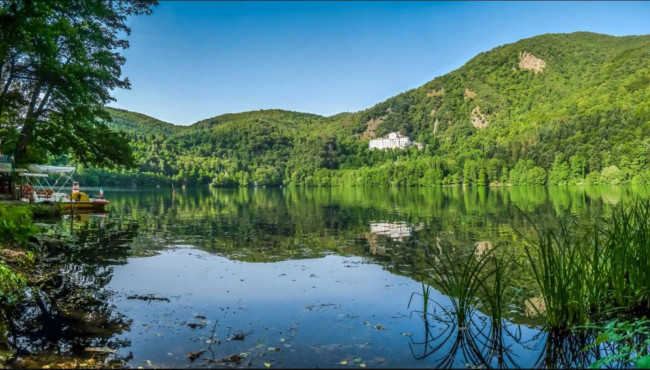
[22,164,77,194]
[17,171,54,200]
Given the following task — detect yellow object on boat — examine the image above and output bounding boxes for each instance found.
[71,192,90,202]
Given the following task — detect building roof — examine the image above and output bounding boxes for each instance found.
[372,132,408,140]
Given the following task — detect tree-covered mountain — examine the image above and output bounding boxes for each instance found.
[74,32,650,187]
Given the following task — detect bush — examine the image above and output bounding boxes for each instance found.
[601,165,623,185]
[585,170,601,185]
[0,205,37,246]
[0,262,26,306]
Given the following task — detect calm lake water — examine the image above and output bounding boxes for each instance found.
[17,186,650,368]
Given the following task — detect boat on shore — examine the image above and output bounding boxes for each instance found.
[18,165,109,211]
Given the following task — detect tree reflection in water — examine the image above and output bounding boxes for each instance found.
[5,214,140,367]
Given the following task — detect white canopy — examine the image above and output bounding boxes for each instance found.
[18,172,49,178]
[28,164,76,174]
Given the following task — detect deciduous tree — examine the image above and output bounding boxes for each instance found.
[0,0,157,167]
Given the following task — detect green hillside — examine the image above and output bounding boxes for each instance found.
[75,32,650,187]
[106,108,181,137]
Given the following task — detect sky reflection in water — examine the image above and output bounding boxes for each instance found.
[43,186,649,368]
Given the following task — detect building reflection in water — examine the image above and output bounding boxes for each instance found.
[364,222,424,255]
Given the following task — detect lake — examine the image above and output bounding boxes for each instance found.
[13,185,650,368]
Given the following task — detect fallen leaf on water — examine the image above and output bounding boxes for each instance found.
[360,363,366,368]
[354,358,361,362]
[264,363,272,368]
[340,360,348,365]
[267,347,277,351]
[280,338,286,342]
[187,350,206,362]
[226,354,243,364]
[371,325,385,330]
[256,343,266,348]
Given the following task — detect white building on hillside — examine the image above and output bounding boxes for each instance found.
[368,132,414,150]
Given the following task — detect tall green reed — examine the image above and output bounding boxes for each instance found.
[519,198,650,330]
[520,218,598,329]
[423,240,496,328]
[479,254,516,329]
[604,198,650,311]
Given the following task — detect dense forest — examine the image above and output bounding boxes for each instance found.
[65,32,650,187]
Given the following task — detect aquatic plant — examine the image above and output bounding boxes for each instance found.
[536,330,595,368]
[603,199,650,312]
[520,218,598,329]
[408,281,433,320]
[479,254,516,329]
[422,240,497,328]
[520,198,650,330]
[584,319,650,369]
[407,286,526,369]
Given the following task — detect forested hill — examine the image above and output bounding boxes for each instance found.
[107,108,181,136]
[76,32,650,187]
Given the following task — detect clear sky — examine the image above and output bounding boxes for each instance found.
[110,1,650,125]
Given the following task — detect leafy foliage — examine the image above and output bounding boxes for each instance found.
[0,261,25,306]
[0,204,37,245]
[0,0,157,168]
[584,319,650,369]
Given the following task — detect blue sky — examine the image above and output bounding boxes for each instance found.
[111,1,650,125]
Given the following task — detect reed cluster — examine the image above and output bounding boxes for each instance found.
[410,198,650,367]
[522,198,650,330]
